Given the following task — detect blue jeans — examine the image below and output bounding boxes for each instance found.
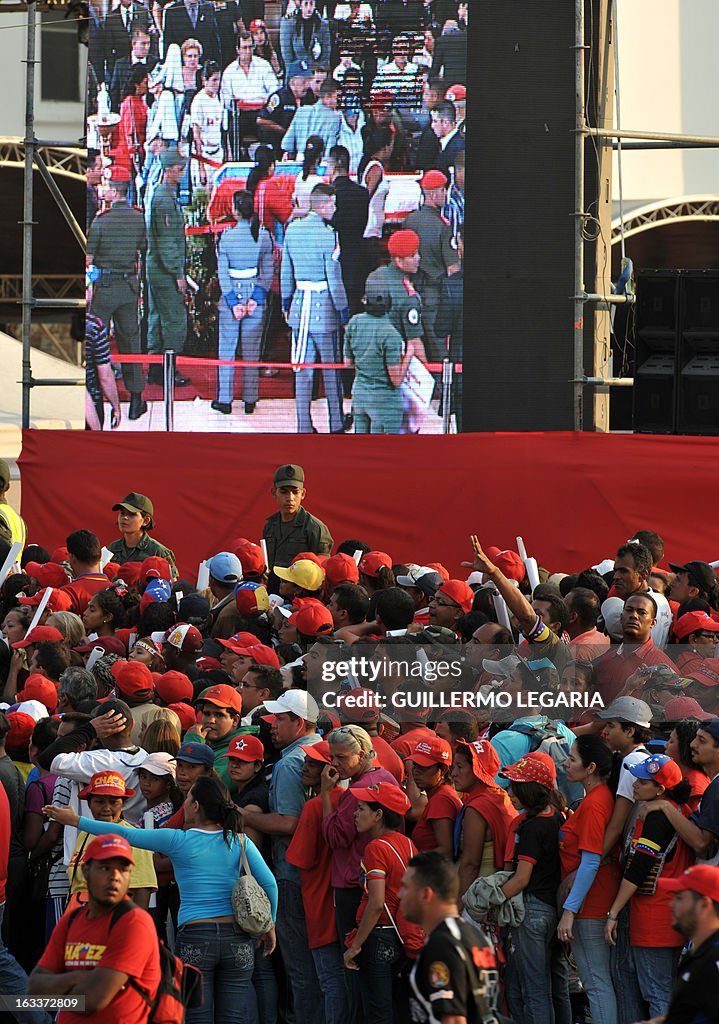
[0,903,52,1024]
[176,920,257,1024]
[509,895,571,1024]
[253,946,279,1024]
[610,906,647,1024]
[572,918,618,1024]
[357,926,404,1024]
[633,946,681,1019]
[334,887,363,1024]
[312,942,349,1024]
[275,878,324,1024]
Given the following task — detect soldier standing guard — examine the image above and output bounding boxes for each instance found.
[212,190,274,416]
[281,183,351,434]
[86,165,148,420]
[147,146,190,389]
[405,169,461,362]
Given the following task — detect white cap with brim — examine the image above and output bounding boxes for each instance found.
[596,696,652,729]
[600,597,624,640]
[481,654,522,678]
[263,690,320,722]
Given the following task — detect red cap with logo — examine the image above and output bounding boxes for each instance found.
[353,781,411,815]
[437,579,473,613]
[198,683,243,714]
[224,734,265,762]
[79,770,136,799]
[499,752,557,789]
[235,583,270,618]
[673,611,719,641]
[218,631,263,654]
[288,600,334,637]
[456,738,500,786]
[141,557,172,584]
[358,551,393,578]
[410,735,453,767]
[11,625,64,649]
[83,833,135,865]
[688,663,719,688]
[324,553,360,586]
[164,623,203,653]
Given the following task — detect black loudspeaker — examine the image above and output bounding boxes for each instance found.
[677,272,719,435]
[632,271,679,434]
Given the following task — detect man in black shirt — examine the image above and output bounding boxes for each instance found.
[400,851,499,1024]
[663,865,719,1024]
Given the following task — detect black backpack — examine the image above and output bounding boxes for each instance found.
[67,900,203,1023]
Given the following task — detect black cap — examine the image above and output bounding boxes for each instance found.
[668,560,715,593]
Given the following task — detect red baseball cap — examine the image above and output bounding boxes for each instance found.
[353,781,411,815]
[104,562,122,581]
[437,580,473,613]
[79,770,135,799]
[17,673,59,713]
[51,546,69,563]
[232,540,266,576]
[218,631,263,654]
[118,562,144,589]
[198,683,243,714]
[24,562,69,589]
[18,588,73,613]
[410,735,453,768]
[456,738,500,786]
[660,864,719,902]
[167,702,197,733]
[141,557,172,584]
[337,688,381,724]
[445,84,466,102]
[195,656,223,673]
[288,600,334,637]
[290,552,324,567]
[5,712,36,750]
[83,833,135,865]
[674,611,719,641]
[234,583,270,617]
[111,660,154,699]
[663,695,714,721]
[358,551,393,578]
[12,625,64,649]
[499,751,557,789]
[494,550,526,583]
[74,635,127,657]
[241,644,281,669]
[426,562,450,581]
[224,734,265,762]
[324,553,360,586]
[301,739,331,763]
[688,663,719,688]
[155,670,193,705]
[164,623,203,653]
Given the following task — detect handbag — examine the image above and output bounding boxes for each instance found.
[231,833,273,936]
[376,838,425,958]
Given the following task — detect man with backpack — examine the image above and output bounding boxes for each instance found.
[29,833,161,1023]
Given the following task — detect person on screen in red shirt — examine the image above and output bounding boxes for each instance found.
[60,531,111,616]
[286,740,347,1024]
[406,734,460,856]
[592,592,675,703]
[28,833,160,1024]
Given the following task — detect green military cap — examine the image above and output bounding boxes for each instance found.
[160,145,187,170]
[273,464,305,489]
[112,492,155,528]
[412,626,460,645]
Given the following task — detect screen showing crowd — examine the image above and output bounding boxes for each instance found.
[85,0,467,433]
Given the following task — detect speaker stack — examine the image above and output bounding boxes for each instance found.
[633,270,719,435]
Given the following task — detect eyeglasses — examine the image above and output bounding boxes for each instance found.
[241,682,259,689]
[432,598,458,609]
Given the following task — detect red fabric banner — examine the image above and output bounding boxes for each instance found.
[18,430,718,581]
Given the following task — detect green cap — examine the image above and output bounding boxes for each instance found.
[160,145,187,170]
[412,626,460,645]
[0,460,9,489]
[112,492,155,528]
[273,464,305,489]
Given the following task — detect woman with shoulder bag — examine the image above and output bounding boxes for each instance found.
[44,774,278,1024]
[343,782,422,1024]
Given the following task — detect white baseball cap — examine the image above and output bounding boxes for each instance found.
[262,689,320,722]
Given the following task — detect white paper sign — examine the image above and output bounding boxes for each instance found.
[401,357,435,408]
[100,547,113,569]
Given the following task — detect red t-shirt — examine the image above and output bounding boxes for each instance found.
[559,784,621,919]
[38,901,161,1024]
[685,769,710,814]
[286,789,343,948]
[358,832,417,927]
[411,784,462,853]
[592,641,676,703]
[61,574,112,615]
[372,734,405,784]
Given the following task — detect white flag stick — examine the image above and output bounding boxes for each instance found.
[27,587,53,632]
[525,557,541,593]
[196,561,210,591]
[493,591,512,631]
[516,536,528,562]
[0,542,22,590]
[260,539,269,571]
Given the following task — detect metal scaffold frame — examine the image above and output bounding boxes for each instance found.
[574,0,719,431]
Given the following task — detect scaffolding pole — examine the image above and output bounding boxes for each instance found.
[573,0,586,433]
[20,0,36,430]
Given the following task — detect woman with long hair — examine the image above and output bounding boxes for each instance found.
[451,738,517,897]
[664,717,709,812]
[557,735,621,1024]
[112,64,149,186]
[45,774,278,1024]
[248,145,294,243]
[250,18,282,77]
[292,135,325,215]
[405,735,461,855]
[213,189,274,417]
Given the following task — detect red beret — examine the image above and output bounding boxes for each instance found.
[420,170,448,190]
[387,230,420,259]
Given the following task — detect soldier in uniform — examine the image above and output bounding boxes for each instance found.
[343,280,416,433]
[262,464,333,593]
[212,190,274,416]
[256,59,313,156]
[86,164,148,420]
[146,146,190,388]
[405,169,461,361]
[281,183,350,434]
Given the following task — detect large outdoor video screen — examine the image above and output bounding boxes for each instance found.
[85,0,467,433]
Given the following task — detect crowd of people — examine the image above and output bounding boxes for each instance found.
[2,465,719,1023]
[85,0,466,432]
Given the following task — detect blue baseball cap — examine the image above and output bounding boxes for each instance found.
[176,742,214,767]
[144,578,173,603]
[627,753,682,789]
[207,552,243,585]
[287,59,312,80]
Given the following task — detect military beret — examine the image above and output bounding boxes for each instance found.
[387,230,420,259]
[420,170,448,190]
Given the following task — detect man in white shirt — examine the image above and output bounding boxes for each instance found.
[190,60,224,187]
[221,31,279,158]
[373,35,422,118]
